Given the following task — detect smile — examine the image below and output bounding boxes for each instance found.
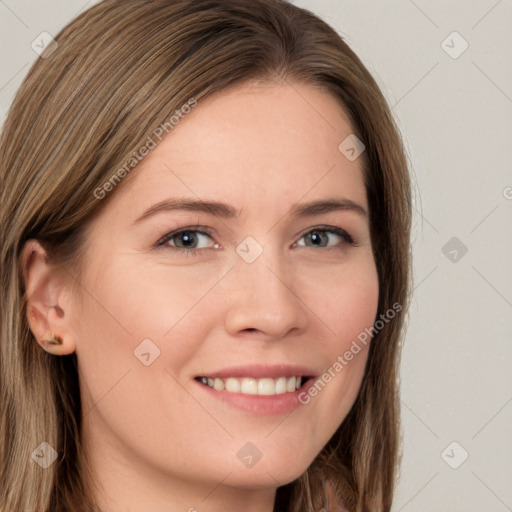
[196,376,304,395]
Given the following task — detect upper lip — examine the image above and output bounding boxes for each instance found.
[195,364,317,379]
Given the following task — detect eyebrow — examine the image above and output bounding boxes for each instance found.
[133,197,367,224]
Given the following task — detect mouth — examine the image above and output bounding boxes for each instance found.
[193,364,317,415]
[194,375,311,396]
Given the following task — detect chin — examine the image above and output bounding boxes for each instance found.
[224,451,316,489]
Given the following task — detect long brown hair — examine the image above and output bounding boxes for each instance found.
[0,1,411,511]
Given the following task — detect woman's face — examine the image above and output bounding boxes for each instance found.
[71,81,379,506]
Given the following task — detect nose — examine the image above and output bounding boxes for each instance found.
[224,249,308,341]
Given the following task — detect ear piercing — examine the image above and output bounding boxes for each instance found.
[44,334,63,349]
[48,334,62,345]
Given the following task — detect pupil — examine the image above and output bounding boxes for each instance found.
[309,231,326,247]
[178,231,197,248]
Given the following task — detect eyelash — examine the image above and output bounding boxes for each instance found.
[155,225,356,258]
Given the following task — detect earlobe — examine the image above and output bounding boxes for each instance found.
[21,239,76,356]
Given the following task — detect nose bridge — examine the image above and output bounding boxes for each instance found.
[224,242,308,338]
[238,255,287,305]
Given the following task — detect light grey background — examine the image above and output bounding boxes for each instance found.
[1,1,511,510]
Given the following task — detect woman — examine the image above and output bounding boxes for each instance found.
[0,0,411,511]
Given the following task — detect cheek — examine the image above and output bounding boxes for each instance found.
[297,251,379,347]
[73,256,231,474]
[292,254,379,432]
[72,255,224,412]
[76,255,224,348]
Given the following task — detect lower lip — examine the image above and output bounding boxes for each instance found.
[194,379,313,415]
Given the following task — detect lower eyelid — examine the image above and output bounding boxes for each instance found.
[156,227,354,251]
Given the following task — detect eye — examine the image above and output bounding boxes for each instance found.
[294,226,354,249]
[155,227,217,255]
[154,225,355,256]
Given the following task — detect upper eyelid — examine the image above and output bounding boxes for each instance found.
[155,226,213,246]
[156,224,354,248]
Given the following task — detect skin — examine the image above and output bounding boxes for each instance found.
[22,80,379,512]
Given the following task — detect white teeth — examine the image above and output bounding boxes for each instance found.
[199,376,304,395]
[258,378,275,396]
[240,378,258,394]
[225,377,241,392]
[275,377,287,394]
[213,378,225,391]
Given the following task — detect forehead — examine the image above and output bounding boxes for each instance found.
[105,81,367,219]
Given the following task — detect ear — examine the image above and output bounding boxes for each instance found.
[21,239,76,356]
